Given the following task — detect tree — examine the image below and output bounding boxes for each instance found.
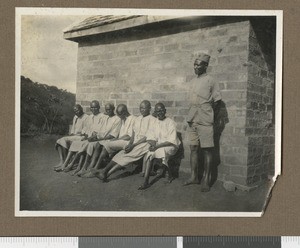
[21,76,75,135]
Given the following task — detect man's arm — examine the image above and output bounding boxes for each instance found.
[117,135,131,141]
[124,136,147,153]
[149,141,175,151]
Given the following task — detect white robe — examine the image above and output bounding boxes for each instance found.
[112,115,157,166]
[69,113,104,153]
[56,113,88,149]
[102,115,136,155]
[144,117,180,166]
[86,115,122,156]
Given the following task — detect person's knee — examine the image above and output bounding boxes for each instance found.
[202,147,213,155]
[190,145,199,152]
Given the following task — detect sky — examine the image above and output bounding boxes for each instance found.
[21,15,90,93]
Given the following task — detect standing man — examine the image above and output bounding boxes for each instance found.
[184,53,222,192]
[54,104,88,170]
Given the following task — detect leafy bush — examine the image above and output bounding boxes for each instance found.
[21,76,75,135]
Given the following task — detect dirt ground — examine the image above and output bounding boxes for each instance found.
[19,135,272,212]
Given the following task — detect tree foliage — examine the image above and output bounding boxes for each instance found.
[21,76,75,135]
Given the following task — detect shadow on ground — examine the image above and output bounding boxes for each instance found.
[19,135,272,212]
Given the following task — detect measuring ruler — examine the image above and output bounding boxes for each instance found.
[0,237,299,247]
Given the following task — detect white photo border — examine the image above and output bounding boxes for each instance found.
[15,7,283,217]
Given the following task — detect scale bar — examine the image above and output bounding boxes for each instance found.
[0,237,299,247]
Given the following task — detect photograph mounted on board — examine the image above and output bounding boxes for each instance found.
[15,8,282,217]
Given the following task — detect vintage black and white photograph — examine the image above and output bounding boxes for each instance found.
[15,8,282,216]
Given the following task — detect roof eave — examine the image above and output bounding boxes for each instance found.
[63,15,186,42]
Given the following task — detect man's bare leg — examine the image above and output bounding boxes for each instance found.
[76,153,89,176]
[183,145,200,185]
[71,155,83,176]
[94,147,108,169]
[55,150,74,172]
[54,145,68,169]
[63,152,80,172]
[77,153,91,175]
[138,159,153,190]
[91,161,119,182]
[82,146,107,178]
[164,164,175,184]
[200,148,213,192]
[106,164,123,178]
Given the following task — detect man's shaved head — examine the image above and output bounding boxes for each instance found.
[140,100,151,117]
[104,103,115,117]
[116,104,129,115]
[154,102,166,120]
[116,104,130,119]
[90,100,100,108]
[90,100,100,115]
[105,102,115,109]
[73,104,83,117]
[140,100,151,109]
[74,104,83,112]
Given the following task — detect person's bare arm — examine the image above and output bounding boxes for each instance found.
[149,141,174,151]
[124,135,147,153]
[117,135,131,141]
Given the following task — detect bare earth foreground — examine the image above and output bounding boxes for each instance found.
[19,135,272,213]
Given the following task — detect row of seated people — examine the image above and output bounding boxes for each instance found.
[54,99,180,190]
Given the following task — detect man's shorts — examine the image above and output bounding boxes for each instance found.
[187,123,214,148]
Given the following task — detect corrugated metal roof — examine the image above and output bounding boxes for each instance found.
[64,15,140,33]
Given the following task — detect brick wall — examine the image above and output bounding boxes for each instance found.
[245,24,275,185]
[73,17,275,189]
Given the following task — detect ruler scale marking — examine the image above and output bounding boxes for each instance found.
[0,236,299,247]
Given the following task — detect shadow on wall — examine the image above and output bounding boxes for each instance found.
[191,100,228,186]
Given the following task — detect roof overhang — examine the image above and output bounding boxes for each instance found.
[63,15,187,42]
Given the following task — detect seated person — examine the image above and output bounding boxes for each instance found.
[54,104,88,170]
[72,103,121,176]
[55,100,104,172]
[91,100,156,182]
[139,103,181,190]
[82,104,136,178]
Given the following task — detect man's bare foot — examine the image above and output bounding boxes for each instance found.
[164,176,175,184]
[63,163,75,172]
[183,179,199,186]
[138,183,151,190]
[54,166,64,172]
[90,169,107,182]
[71,169,80,176]
[77,169,88,177]
[64,166,74,172]
[53,163,63,170]
[200,180,210,192]
[90,168,100,175]
[81,171,96,178]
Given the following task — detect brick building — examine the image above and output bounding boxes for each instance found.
[64,15,276,190]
